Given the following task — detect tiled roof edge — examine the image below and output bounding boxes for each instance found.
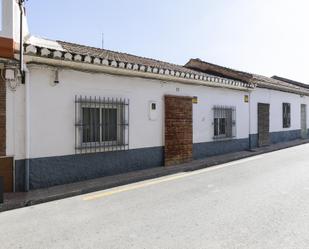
[23,43,254,89]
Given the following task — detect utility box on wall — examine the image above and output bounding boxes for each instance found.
[149,101,158,121]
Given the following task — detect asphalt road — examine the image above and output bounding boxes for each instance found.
[1,144,309,249]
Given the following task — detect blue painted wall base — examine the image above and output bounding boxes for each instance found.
[15,147,164,191]
[249,129,302,149]
[193,138,249,159]
[14,129,304,191]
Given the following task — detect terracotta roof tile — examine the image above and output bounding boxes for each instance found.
[56,40,211,76]
[186,58,309,95]
[24,36,253,88]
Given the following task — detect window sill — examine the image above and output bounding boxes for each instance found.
[213,136,236,142]
[76,143,129,153]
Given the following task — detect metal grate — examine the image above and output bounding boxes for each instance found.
[283,103,291,128]
[213,106,236,140]
[75,96,129,154]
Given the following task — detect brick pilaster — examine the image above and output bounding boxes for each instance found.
[165,95,193,166]
[0,37,15,59]
[0,70,6,156]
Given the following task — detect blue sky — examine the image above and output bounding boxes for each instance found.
[24,0,309,83]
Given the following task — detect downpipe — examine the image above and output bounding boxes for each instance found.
[248,91,252,150]
[24,64,30,192]
[18,0,25,83]
[18,0,29,191]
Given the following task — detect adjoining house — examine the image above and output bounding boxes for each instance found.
[0,0,308,192]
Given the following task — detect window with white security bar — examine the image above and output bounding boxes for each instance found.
[282,103,291,128]
[213,106,236,139]
[75,96,129,154]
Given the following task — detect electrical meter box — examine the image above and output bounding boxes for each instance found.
[149,101,158,121]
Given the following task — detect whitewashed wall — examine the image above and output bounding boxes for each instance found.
[192,86,249,143]
[6,66,250,159]
[249,88,309,134]
[0,0,29,42]
[7,65,309,160]
[0,0,13,38]
[6,82,25,160]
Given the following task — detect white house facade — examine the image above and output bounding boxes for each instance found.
[0,0,309,192]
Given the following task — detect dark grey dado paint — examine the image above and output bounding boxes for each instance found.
[193,129,303,159]
[193,138,249,160]
[15,146,164,191]
[270,130,301,144]
[249,130,302,149]
[249,129,302,149]
[249,134,258,149]
[14,129,304,191]
[15,160,26,192]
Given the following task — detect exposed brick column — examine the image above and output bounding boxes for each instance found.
[0,71,6,156]
[165,95,193,166]
[0,37,15,59]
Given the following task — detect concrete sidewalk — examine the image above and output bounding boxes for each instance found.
[1,138,309,212]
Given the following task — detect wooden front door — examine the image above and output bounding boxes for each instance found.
[301,104,307,139]
[165,95,193,166]
[0,157,13,192]
[258,103,270,147]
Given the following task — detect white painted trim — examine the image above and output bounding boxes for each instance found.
[24,55,251,92]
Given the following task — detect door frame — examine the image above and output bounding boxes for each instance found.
[301,104,307,139]
[257,103,270,147]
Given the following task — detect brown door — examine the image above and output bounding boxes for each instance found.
[258,103,270,147]
[301,104,307,139]
[165,95,193,166]
[0,157,13,192]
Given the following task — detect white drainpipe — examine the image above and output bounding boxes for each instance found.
[248,91,252,150]
[24,64,30,191]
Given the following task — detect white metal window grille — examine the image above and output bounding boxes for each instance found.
[75,96,129,153]
[213,106,236,140]
[283,103,291,128]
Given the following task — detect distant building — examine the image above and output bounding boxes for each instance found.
[0,0,308,192]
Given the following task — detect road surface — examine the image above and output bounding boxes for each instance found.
[1,144,309,249]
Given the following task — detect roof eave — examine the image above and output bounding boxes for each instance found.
[185,58,253,83]
[23,54,252,92]
[22,43,253,90]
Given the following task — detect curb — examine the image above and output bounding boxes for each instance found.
[1,139,309,212]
